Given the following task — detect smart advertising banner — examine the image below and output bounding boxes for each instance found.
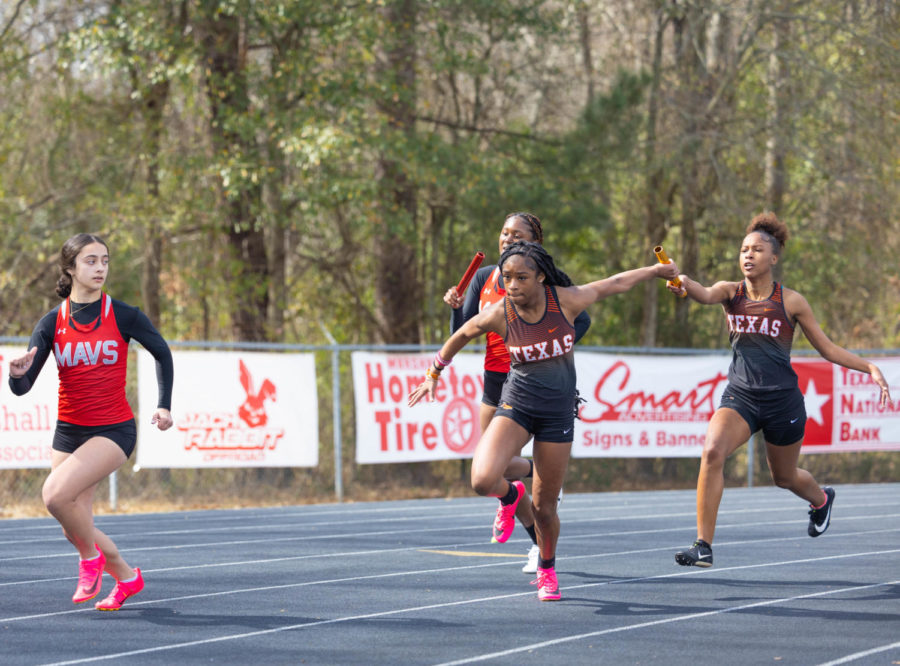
[352,351,900,462]
[0,345,57,469]
[136,350,318,468]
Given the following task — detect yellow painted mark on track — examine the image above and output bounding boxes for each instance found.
[419,549,526,559]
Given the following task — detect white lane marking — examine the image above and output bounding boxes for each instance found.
[434,578,900,665]
[816,640,900,665]
[17,550,900,664]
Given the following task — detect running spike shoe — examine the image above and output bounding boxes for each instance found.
[491,480,525,543]
[808,487,835,537]
[95,568,144,611]
[72,546,106,603]
[522,544,540,574]
[533,566,561,601]
[674,539,713,568]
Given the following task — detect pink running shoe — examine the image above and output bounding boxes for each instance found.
[491,480,525,543]
[95,568,144,611]
[72,546,106,604]
[533,566,561,601]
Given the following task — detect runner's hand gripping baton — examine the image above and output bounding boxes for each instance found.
[456,251,485,295]
[654,246,687,297]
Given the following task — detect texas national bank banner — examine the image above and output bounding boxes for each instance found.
[137,350,318,468]
[0,345,57,469]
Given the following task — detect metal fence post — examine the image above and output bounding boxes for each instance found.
[320,324,343,502]
[110,470,118,510]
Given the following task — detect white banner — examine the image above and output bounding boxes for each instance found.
[573,352,730,458]
[0,345,57,469]
[137,350,318,468]
[793,357,900,453]
[353,351,509,464]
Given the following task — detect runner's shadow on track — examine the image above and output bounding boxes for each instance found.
[96,607,319,630]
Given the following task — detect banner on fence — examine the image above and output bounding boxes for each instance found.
[573,353,729,458]
[352,351,530,463]
[793,357,900,453]
[0,345,57,469]
[352,351,900,462]
[137,350,318,468]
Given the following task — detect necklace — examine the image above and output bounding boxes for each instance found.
[69,298,99,318]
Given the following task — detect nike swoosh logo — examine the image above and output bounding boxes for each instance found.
[790,417,800,423]
[548,326,559,333]
[563,428,571,434]
[85,573,102,595]
[696,553,711,560]
[813,504,832,533]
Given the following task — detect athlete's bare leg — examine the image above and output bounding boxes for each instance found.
[765,440,828,506]
[479,403,536,527]
[43,438,136,580]
[471,416,531,498]
[695,408,751,544]
[531,440,571,561]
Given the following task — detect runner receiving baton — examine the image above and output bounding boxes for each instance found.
[444,213,591,573]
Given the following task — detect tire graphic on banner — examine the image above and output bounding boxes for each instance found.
[442,397,479,454]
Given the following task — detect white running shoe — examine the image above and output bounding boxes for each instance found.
[522,543,540,573]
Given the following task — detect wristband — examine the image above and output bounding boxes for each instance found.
[425,366,441,381]
[434,352,451,368]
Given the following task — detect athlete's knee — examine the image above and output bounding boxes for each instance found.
[531,500,557,527]
[470,471,499,497]
[770,468,797,489]
[701,439,730,469]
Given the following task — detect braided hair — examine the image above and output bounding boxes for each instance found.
[498,241,573,287]
[504,212,544,244]
[746,212,789,256]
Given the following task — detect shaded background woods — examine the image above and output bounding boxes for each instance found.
[1,1,898,513]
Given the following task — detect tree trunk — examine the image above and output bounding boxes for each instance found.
[197,3,269,341]
[765,12,789,216]
[640,5,668,348]
[374,0,420,344]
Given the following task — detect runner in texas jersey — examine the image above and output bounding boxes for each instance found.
[7,233,174,611]
[668,213,892,569]
[444,212,590,573]
[416,240,678,600]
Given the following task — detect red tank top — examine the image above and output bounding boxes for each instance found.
[53,293,133,425]
[479,267,510,372]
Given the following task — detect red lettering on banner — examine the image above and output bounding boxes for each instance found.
[839,423,881,442]
[366,363,386,403]
[1,405,53,431]
[580,361,727,423]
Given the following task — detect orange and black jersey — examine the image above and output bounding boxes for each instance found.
[450,264,591,373]
[9,295,173,425]
[499,284,577,417]
[725,281,797,391]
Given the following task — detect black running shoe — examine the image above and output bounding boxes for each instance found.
[808,487,835,537]
[675,539,713,567]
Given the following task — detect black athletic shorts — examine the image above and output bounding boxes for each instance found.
[719,384,806,446]
[481,370,507,408]
[52,419,137,458]
[494,403,575,443]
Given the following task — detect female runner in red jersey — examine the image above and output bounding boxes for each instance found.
[667,213,892,567]
[413,241,678,600]
[443,213,591,573]
[8,233,174,610]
